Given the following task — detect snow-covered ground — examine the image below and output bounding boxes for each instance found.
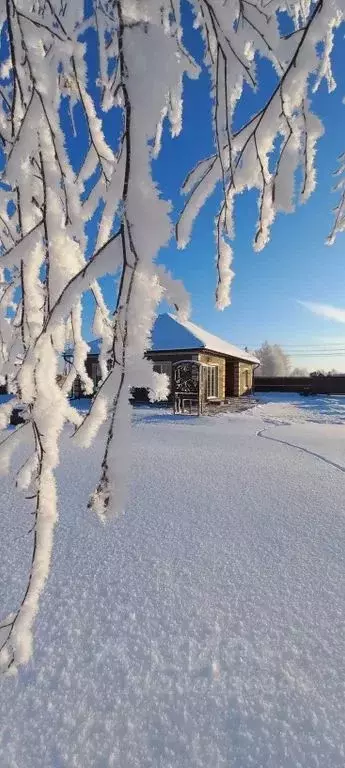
[254,390,345,424]
[1,394,345,767]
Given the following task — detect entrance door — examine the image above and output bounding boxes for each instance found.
[173,361,201,415]
[225,360,235,397]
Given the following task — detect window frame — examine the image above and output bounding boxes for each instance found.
[153,361,172,378]
[206,364,219,399]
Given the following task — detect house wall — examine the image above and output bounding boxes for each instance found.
[232,362,240,396]
[198,352,226,400]
[69,355,100,398]
[149,351,253,400]
[76,351,254,401]
[225,360,235,397]
[85,355,100,386]
[238,362,254,396]
[150,350,226,401]
[148,351,199,396]
[148,351,199,364]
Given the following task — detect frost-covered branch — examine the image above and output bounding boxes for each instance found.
[0,0,343,672]
[328,151,345,244]
[178,0,343,307]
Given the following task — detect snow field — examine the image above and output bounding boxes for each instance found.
[1,403,345,766]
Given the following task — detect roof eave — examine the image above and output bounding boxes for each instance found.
[147,347,259,364]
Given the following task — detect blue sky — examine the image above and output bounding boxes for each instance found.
[151,10,345,372]
[75,6,345,372]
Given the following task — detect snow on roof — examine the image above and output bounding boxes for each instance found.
[70,314,259,364]
[151,314,260,364]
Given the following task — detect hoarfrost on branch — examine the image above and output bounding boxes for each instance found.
[0,0,343,671]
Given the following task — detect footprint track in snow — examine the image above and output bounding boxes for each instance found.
[257,423,345,476]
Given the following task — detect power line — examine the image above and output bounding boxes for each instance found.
[240,344,345,348]
[248,351,345,357]
[240,345,345,353]
[283,346,345,350]
[286,353,345,357]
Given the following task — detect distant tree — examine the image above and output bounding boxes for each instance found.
[291,367,309,377]
[254,342,290,377]
[311,369,339,377]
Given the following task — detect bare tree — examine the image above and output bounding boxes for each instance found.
[0,0,343,671]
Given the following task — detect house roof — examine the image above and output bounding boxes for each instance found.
[87,339,102,355]
[151,314,260,364]
[68,314,260,365]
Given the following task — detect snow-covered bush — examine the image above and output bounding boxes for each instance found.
[0,1,344,671]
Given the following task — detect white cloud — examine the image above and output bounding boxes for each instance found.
[298,301,345,324]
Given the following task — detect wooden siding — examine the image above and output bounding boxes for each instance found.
[148,351,199,364]
[198,352,226,400]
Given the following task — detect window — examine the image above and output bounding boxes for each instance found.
[207,365,219,399]
[153,362,172,378]
[91,362,101,386]
[244,369,250,389]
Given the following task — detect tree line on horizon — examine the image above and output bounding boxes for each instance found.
[253,342,341,378]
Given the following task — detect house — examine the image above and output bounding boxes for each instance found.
[67,313,260,402]
[148,314,260,400]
